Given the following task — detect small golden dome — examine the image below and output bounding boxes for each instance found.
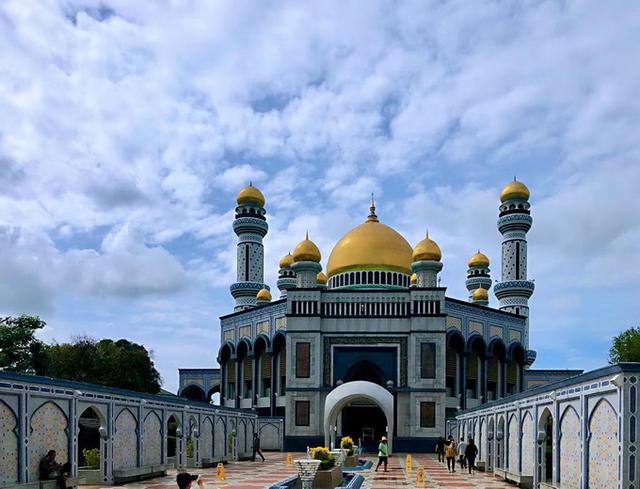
[236,183,266,206]
[472,287,489,301]
[412,232,442,262]
[468,250,490,268]
[293,232,321,263]
[500,178,530,202]
[279,252,294,269]
[410,273,417,285]
[256,287,272,301]
[326,202,413,277]
[317,271,327,284]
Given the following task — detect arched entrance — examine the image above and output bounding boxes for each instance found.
[77,407,104,470]
[324,381,394,454]
[538,408,553,483]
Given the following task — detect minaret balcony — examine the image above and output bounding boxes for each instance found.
[493,280,534,300]
[232,216,269,235]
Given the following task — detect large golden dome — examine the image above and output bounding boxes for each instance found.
[326,207,413,277]
[293,232,321,263]
[236,183,266,206]
[500,179,530,202]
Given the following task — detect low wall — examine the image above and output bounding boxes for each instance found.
[450,363,639,489]
[0,371,262,485]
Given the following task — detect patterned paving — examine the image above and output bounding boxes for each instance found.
[83,453,516,489]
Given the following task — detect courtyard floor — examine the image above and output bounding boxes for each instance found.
[87,453,516,489]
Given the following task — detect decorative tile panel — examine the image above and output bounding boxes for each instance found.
[490,325,503,338]
[223,329,235,342]
[588,399,618,489]
[509,329,522,342]
[200,418,213,459]
[142,412,161,466]
[469,320,483,335]
[238,325,251,339]
[560,407,581,489]
[521,412,534,476]
[275,317,286,330]
[256,320,270,335]
[446,315,462,330]
[508,415,518,473]
[30,402,68,477]
[113,409,137,470]
[0,401,18,484]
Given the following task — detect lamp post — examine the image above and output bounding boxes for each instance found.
[295,459,321,489]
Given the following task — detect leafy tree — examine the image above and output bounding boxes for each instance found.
[47,337,162,393]
[0,315,47,374]
[609,327,640,363]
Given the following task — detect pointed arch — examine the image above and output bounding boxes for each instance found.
[0,399,18,485]
[30,402,68,476]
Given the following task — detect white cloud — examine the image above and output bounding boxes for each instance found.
[0,0,638,390]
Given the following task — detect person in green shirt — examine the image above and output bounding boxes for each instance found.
[375,436,389,472]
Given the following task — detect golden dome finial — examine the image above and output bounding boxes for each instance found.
[500,178,530,202]
[468,250,490,267]
[367,193,379,222]
[256,287,272,301]
[279,252,294,269]
[472,286,489,301]
[317,271,327,284]
[413,232,442,262]
[293,233,321,262]
[237,182,266,206]
[410,273,417,285]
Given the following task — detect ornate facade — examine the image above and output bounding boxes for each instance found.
[207,180,544,452]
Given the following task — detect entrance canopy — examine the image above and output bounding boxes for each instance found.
[323,380,394,453]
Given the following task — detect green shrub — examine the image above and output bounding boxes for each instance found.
[186,437,194,458]
[82,448,100,469]
[309,447,335,470]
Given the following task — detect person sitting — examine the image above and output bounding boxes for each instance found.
[39,450,71,489]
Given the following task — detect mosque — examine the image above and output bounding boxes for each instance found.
[179,179,576,453]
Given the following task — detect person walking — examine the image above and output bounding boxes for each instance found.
[435,437,445,463]
[465,438,479,475]
[252,433,265,462]
[445,435,458,473]
[374,436,389,472]
[457,437,468,470]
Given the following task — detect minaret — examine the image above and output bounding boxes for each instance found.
[466,251,492,301]
[493,178,536,365]
[276,253,296,297]
[411,231,443,287]
[291,232,322,288]
[230,183,268,311]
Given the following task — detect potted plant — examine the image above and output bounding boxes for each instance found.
[78,448,102,484]
[309,447,341,488]
[340,437,357,467]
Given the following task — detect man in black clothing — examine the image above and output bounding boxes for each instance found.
[435,437,445,463]
[39,450,71,489]
[465,438,479,474]
[252,433,265,462]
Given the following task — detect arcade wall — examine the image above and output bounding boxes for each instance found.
[448,363,639,489]
[0,371,282,485]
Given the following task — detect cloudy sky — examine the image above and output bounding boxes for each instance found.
[1,0,639,393]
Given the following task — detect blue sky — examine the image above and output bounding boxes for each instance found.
[1,1,639,393]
